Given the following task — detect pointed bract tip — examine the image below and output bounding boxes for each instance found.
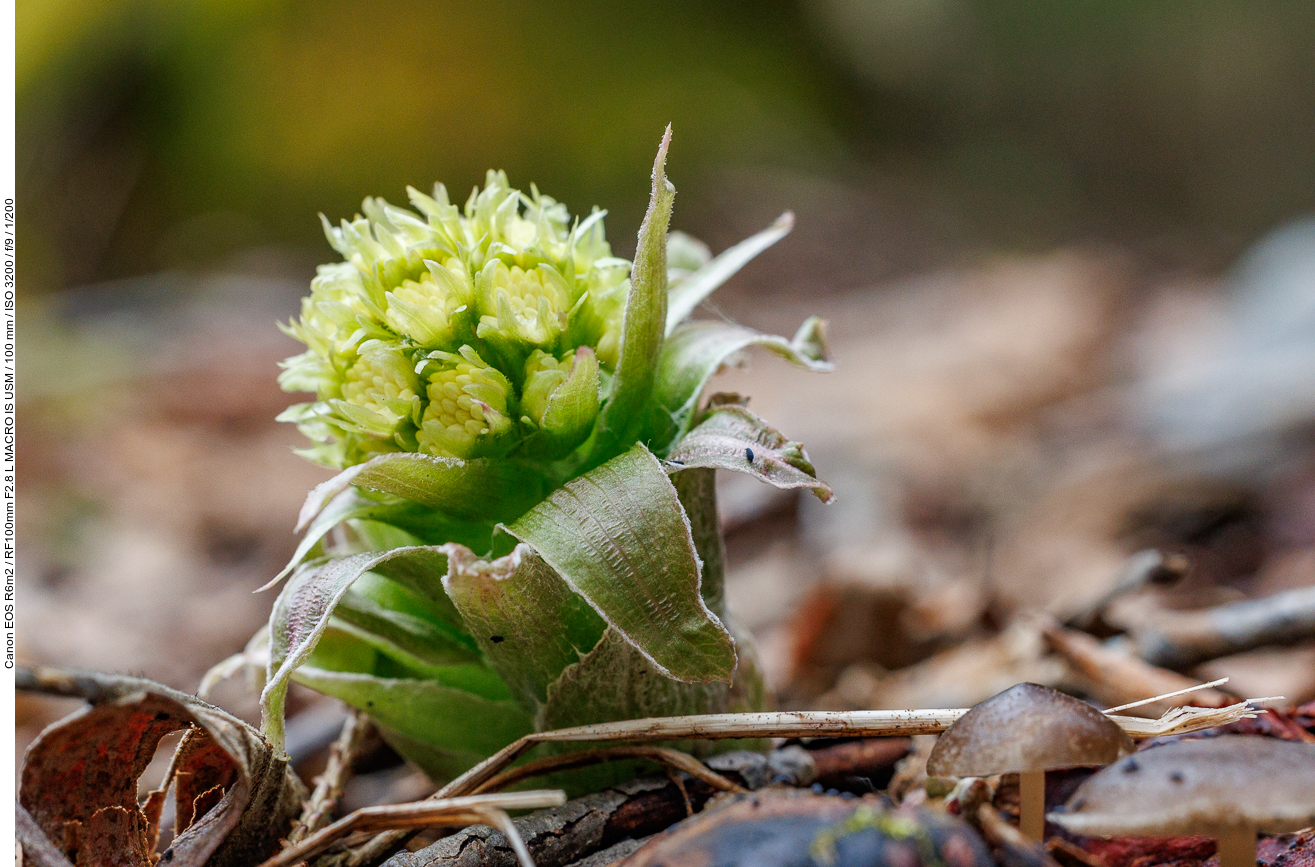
[653,126,673,186]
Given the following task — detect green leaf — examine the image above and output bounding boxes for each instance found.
[538,348,601,450]
[666,400,834,503]
[443,543,606,714]
[505,442,737,684]
[671,466,727,616]
[358,503,497,552]
[364,547,461,619]
[646,316,832,454]
[664,212,794,336]
[296,452,544,532]
[262,546,449,752]
[320,616,503,693]
[591,127,675,459]
[540,628,730,734]
[269,489,497,592]
[332,586,480,673]
[668,467,769,725]
[291,666,533,781]
[263,488,369,591]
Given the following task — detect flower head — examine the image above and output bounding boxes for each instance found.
[280,173,628,468]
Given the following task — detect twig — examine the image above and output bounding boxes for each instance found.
[471,746,745,797]
[484,810,538,867]
[808,738,911,788]
[288,710,375,845]
[258,791,566,867]
[1107,700,1264,738]
[445,703,1261,798]
[1125,585,1315,669]
[666,768,693,817]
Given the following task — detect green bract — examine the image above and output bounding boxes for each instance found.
[251,130,835,783]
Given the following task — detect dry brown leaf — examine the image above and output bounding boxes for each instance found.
[18,667,305,867]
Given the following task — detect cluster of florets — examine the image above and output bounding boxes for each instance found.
[278,173,631,468]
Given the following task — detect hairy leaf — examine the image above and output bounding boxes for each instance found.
[18,669,304,867]
[443,543,606,714]
[365,547,463,620]
[331,587,480,674]
[265,487,369,590]
[506,443,737,684]
[540,629,730,735]
[538,347,601,452]
[669,465,768,726]
[671,466,727,616]
[647,317,832,454]
[291,667,534,782]
[667,401,834,503]
[296,452,544,532]
[664,212,794,336]
[592,127,675,459]
[270,488,495,589]
[262,546,450,751]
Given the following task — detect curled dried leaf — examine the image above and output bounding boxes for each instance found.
[18,667,305,867]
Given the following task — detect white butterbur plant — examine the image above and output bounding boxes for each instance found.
[241,129,834,784]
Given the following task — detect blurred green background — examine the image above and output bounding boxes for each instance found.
[19,0,1315,297]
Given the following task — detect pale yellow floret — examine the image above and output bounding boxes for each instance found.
[477,261,571,346]
[341,358,418,414]
[383,258,472,348]
[416,349,512,458]
[334,345,422,437]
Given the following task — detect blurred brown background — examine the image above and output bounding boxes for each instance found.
[17,0,1315,749]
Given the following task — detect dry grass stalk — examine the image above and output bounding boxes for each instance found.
[448,701,1264,799]
[471,745,746,796]
[259,791,566,867]
[1103,677,1230,713]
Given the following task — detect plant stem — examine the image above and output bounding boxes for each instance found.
[1018,769,1046,840]
[1215,829,1256,867]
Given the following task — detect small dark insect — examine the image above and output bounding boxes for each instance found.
[1168,771,1185,784]
[1122,758,1140,773]
[667,459,685,466]
[490,635,506,644]
[745,448,755,464]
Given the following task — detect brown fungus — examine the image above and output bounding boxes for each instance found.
[1048,735,1315,867]
[926,682,1134,841]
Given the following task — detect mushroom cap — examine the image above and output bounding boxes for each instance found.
[926,682,1134,778]
[1049,735,1315,836]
